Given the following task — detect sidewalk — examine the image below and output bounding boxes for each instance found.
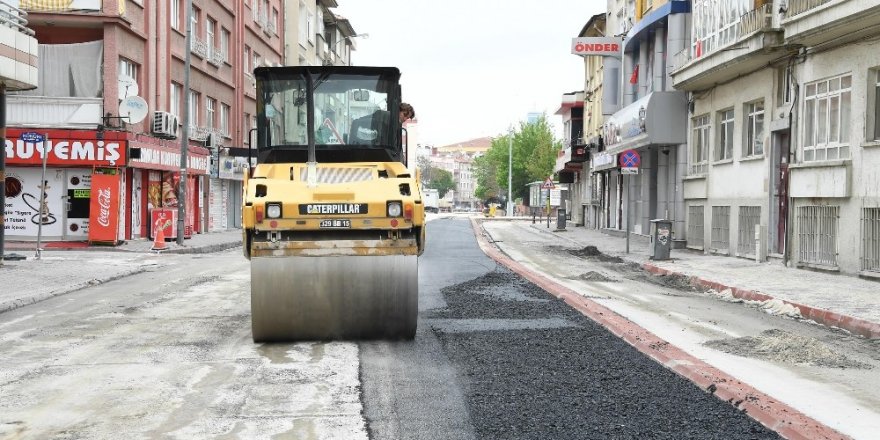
[486,217,880,339]
[0,230,243,313]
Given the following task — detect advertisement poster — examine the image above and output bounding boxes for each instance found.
[145,171,195,237]
[65,169,92,238]
[88,172,121,244]
[4,167,64,237]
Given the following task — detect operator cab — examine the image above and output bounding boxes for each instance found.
[254,66,405,165]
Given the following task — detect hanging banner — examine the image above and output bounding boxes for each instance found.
[88,172,122,244]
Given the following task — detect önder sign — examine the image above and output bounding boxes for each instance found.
[571,37,624,56]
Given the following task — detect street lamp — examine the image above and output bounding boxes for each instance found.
[332,33,369,66]
[177,0,194,245]
[508,126,513,217]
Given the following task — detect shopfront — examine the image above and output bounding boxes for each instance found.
[127,138,210,240]
[604,92,687,240]
[3,128,128,242]
[591,149,621,231]
[207,152,248,232]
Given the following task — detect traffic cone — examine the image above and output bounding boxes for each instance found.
[151,225,169,252]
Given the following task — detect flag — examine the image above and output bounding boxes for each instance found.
[629,65,639,85]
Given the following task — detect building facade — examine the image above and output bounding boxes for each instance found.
[673,0,880,276]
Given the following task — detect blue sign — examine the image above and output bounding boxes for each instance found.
[20,132,45,143]
[620,149,641,168]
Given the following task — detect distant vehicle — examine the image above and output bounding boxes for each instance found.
[423,188,440,213]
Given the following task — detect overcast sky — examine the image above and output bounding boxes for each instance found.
[336,1,605,147]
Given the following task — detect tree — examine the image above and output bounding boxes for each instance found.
[473,114,561,202]
[427,168,455,199]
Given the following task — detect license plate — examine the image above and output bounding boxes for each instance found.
[320,219,351,228]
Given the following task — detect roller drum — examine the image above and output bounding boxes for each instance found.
[250,255,418,341]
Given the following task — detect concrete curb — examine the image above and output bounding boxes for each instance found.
[0,267,148,314]
[642,263,880,340]
[472,218,851,440]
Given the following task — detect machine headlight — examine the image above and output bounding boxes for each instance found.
[387,201,402,217]
[266,203,282,219]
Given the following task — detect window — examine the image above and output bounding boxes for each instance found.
[711,206,731,254]
[872,71,880,141]
[687,205,705,250]
[220,103,230,136]
[308,11,315,44]
[206,17,216,52]
[119,58,137,97]
[737,206,761,256]
[192,7,200,36]
[244,113,251,144]
[254,51,261,70]
[220,29,230,62]
[744,101,764,157]
[171,0,180,30]
[798,205,839,267]
[170,83,182,117]
[803,74,851,161]
[188,90,199,127]
[253,0,260,21]
[272,8,279,34]
[244,46,251,74]
[716,108,734,161]
[777,66,793,106]
[206,97,216,129]
[316,7,324,37]
[862,208,880,273]
[689,114,710,174]
[299,1,308,46]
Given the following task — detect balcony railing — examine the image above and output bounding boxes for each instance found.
[19,0,101,13]
[673,47,692,71]
[208,47,223,66]
[190,37,208,59]
[739,3,773,36]
[7,95,103,128]
[266,20,276,36]
[785,0,834,17]
[0,1,34,36]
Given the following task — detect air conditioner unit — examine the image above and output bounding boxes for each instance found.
[151,111,179,139]
[205,132,220,148]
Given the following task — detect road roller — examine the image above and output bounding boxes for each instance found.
[242,66,425,342]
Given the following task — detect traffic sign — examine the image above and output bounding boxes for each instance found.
[621,167,639,175]
[542,178,555,190]
[20,132,45,143]
[620,149,641,168]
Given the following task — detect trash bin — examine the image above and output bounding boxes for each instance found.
[557,208,566,230]
[649,219,672,260]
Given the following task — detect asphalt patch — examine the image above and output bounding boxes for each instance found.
[429,267,781,440]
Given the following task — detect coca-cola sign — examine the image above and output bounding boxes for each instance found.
[88,173,121,244]
[96,188,112,227]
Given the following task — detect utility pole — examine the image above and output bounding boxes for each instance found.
[177,0,193,245]
[508,127,513,216]
[0,83,6,266]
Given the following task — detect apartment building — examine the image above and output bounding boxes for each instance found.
[673,0,880,276]
[3,1,364,244]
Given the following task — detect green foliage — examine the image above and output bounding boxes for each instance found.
[473,114,561,202]
[427,168,455,199]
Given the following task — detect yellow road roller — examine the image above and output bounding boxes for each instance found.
[242,66,425,342]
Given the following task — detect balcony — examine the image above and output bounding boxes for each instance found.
[7,95,103,128]
[672,3,786,91]
[208,47,223,66]
[782,0,880,47]
[190,37,208,59]
[0,1,38,90]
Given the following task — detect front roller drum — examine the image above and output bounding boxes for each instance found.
[250,255,418,342]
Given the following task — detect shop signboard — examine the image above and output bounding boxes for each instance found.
[4,128,127,167]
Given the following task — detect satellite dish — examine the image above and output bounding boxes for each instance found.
[118,75,139,99]
[119,96,149,124]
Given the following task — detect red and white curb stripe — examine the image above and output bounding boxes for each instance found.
[471,218,850,440]
[643,263,880,340]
